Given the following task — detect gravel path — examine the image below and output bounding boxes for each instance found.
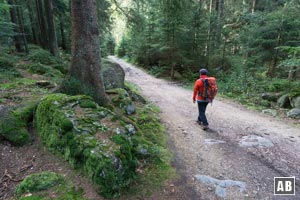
[109,56,300,199]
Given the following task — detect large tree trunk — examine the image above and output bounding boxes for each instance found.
[60,0,109,105]
[8,0,22,52]
[44,0,59,57]
[36,0,48,49]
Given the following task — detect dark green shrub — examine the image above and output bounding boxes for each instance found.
[27,49,58,65]
[0,56,14,69]
[28,63,48,75]
[0,56,21,82]
[53,63,69,74]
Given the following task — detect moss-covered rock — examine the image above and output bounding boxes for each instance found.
[34,92,172,197]
[13,169,85,200]
[102,59,125,90]
[15,172,64,195]
[277,94,291,108]
[108,88,135,115]
[0,106,31,146]
[35,94,138,197]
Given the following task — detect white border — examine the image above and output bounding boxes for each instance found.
[274,177,295,195]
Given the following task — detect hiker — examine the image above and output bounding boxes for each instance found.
[193,68,217,130]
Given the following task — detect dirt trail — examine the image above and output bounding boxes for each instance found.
[109,56,300,199]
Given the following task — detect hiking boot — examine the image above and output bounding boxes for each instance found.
[202,125,209,130]
[197,120,203,125]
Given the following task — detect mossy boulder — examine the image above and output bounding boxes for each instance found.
[290,96,300,109]
[287,108,300,119]
[261,92,281,102]
[277,94,291,108]
[102,59,125,90]
[0,105,33,146]
[35,94,139,197]
[15,172,64,195]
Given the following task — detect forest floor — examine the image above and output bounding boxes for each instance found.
[109,56,300,199]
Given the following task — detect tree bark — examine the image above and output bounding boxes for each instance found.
[60,0,109,105]
[36,0,48,49]
[16,0,28,54]
[26,0,39,45]
[252,0,257,13]
[44,0,59,57]
[8,0,22,52]
[216,0,224,48]
[59,13,67,50]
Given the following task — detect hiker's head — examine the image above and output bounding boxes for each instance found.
[199,68,208,75]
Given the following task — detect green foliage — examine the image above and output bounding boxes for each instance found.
[26,49,59,65]
[0,56,21,82]
[27,63,63,77]
[0,2,14,38]
[148,66,168,77]
[15,172,64,195]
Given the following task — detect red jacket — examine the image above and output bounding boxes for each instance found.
[193,75,208,102]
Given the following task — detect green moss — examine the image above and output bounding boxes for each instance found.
[35,94,134,197]
[0,78,35,89]
[15,172,64,195]
[19,196,45,200]
[34,92,174,198]
[0,107,30,146]
[27,63,63,78]
[79,99,97,109]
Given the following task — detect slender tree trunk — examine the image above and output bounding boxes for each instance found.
[205,0,213,67]
[216,0,224,48]
[45,0,59,57]
[8,0,22,52]
[16,1,28,54]
[27,0,38,44]
[60,0,109,105]
[59,14,67,50]
[252,0,257,13]
[36,0,48,49]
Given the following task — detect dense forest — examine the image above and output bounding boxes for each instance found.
[115,0,300,106]
[1,0,300,110]
[0,0,300,199]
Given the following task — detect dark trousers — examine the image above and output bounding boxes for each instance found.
[197,101,209,125]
